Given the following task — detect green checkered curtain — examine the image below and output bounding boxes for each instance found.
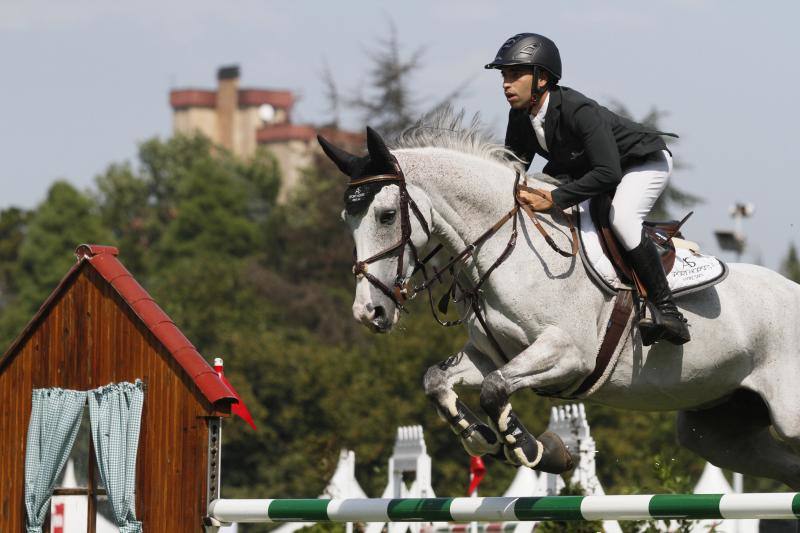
[24,388,87,533]
[88,380,145,533]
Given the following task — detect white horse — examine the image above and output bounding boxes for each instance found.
[318,110,800,487]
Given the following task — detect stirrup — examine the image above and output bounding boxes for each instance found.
[639,302,690,346]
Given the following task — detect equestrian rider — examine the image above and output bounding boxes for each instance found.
[486,33,690,346]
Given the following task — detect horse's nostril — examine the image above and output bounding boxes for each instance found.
[373,306,386,320]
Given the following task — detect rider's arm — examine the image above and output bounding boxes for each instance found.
[550,103,622,208]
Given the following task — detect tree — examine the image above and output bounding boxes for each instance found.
[780,242,800,283]
[320,59,342,129]
[333,21,470,141]
[609,103,702,220]
[0,207,28,308]
[0,181,111,347]
[347,21,425,139]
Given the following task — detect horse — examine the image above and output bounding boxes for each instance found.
[317,108,800,488]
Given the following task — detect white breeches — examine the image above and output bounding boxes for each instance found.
[609,149,673,250]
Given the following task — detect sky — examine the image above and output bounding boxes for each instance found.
[1,0,799,268]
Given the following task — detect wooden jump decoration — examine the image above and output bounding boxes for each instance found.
[208,494,800,524]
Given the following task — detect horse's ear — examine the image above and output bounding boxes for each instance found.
[366,127,394,165]
[318,134,360,177]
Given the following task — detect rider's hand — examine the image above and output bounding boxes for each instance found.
[518,188,554,211]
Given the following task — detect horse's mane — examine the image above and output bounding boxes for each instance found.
[392,105,526,174]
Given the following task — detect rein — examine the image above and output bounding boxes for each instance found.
[351,162,578,362]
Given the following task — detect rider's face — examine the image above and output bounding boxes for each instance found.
[501,67,533,110]
[501,67,549,112]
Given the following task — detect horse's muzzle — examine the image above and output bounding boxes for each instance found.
[353,301,393,333]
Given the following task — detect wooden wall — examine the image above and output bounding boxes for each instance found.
[0,264,217,532]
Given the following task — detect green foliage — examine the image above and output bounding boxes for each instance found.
[588,407,703,492]
[0,206,28,306]
[780,242,800,283]
[0,181,111,343]
[619,451,698,533]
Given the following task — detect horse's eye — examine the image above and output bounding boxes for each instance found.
[379,210,397,224]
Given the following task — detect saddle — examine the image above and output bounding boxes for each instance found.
[589,192,689,297]
[567,193,726,398]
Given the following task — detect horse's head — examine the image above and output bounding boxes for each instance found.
[318,127,431,333]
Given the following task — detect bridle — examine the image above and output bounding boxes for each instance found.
[350,158,430,312]
[350,157,578,361]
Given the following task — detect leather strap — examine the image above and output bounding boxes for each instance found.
[516,184,579,258]
[572,290,634,396]
[519,203,579,258]
[348,174,402,186]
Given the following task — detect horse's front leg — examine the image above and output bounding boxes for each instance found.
[424,342,501,457]
[480,325,591,474]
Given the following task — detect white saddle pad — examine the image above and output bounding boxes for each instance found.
[575,200,728,296]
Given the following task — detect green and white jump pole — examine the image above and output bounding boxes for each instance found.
[208,494,800,523]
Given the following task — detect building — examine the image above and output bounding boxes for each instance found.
[170,65,363,200]
[0,244,241,531]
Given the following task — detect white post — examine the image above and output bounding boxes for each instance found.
[469,485,478,533]
[732,472,744,533]
[368,426,435,533]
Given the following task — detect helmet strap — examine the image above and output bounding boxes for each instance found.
[529,66,547,112]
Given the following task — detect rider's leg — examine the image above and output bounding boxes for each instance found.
[479,325,588,473]
[610,149,690,345]
[424,343,502,456]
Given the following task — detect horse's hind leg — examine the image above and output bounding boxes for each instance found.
[677,389,800,489]
[424,342,501,456]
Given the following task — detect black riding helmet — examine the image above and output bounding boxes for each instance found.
[485,33,562,81]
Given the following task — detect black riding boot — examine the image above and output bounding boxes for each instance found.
[627,236,691,346]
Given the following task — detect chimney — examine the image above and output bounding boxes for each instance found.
[216,65,240,151]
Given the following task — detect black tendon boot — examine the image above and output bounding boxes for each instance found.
[627,235,691,346]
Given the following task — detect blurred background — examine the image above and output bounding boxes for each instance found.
[2,0,799,525]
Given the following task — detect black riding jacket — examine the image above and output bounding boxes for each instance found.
[505,86,675,208]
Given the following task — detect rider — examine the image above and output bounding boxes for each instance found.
[486,33,690,346]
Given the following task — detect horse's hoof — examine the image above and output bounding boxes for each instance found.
[534,431,574,474]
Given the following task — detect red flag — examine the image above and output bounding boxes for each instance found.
[214,358,257,431]
[468,456,486,495]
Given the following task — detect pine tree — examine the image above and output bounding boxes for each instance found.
[347,22,425,139]
[339,22,470,141]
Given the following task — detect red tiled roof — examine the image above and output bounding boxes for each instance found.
[238,89,294,109]
[256,123,317,143]
[0,244,238,407]
[170,89,217,109]
[170,88,295,110]
[76,245,238,406]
